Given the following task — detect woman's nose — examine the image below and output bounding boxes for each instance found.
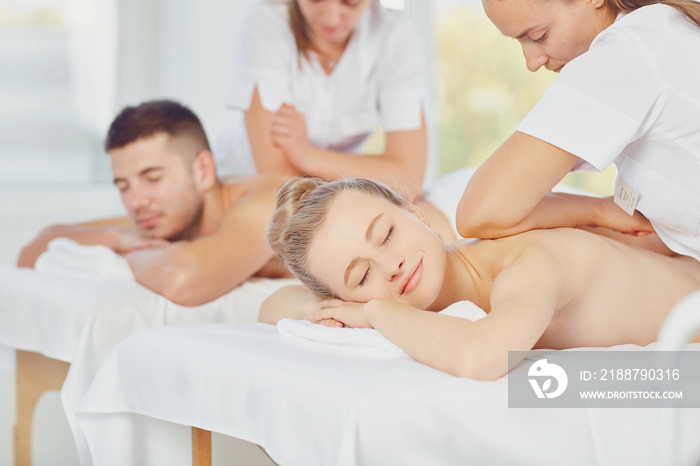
[522,45,549,72]
[320,3,342,27]
[384,256,405,282]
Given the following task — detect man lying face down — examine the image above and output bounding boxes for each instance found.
[18,100,292,305]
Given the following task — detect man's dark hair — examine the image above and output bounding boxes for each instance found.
[104,100,211,152]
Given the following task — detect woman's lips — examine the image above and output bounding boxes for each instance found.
[402,259,423,295]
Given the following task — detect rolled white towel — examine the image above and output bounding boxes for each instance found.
[277,300,487,359]
[35,238,135,281]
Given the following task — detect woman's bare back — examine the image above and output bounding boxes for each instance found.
[458,228,700,349]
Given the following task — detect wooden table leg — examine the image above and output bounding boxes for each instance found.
[192,427,212,466]
[14,350,70,466]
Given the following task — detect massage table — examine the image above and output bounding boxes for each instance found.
[72,293,700,466]
[0,168,478,466]
[0,261,298,466]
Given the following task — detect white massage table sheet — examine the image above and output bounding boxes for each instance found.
[76,323,700,466]
[0,265,296,362]
[0,264,299,462]
[0,265,151,362]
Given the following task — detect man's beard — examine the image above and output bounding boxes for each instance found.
[165,203,205,242]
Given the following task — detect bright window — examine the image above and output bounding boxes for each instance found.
[0,0,116,185]
[433,0,615,195]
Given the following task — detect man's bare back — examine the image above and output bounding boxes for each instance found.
[220,174,293,279]
[456,228,700,351]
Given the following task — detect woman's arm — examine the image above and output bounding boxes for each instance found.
[456,132,653,239]
[312,249,561,380]
[277,112,427,198]
[311,299,494,378]
[457,131,582,238]
[313,296,551,380]
[246,87,427,197]
[259,285,323,324]
[244,87,304,175]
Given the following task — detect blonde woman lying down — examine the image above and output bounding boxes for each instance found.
[261,177,700,380]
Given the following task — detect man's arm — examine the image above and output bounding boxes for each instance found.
[124,186,279,306]
[17,216,139,268]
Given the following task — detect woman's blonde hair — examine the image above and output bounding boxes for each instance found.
[606,0,700,27]
[267,177,406,299]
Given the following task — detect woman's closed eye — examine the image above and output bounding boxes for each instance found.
[382,226,394,246]
[531,31,547,44]
[358,265,371,287]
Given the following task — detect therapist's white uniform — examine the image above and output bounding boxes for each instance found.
[216,0,428,178]
[517,4,700,261]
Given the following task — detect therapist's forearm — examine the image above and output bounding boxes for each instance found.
[297,146,425,197]
[458,192,605,238]
[458,192,656,239]
[456,131,583,239]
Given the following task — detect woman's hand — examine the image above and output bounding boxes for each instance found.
[597,196,654,236]
[311,299,376,329]
[302,294,344,328]
[270,103,313,169]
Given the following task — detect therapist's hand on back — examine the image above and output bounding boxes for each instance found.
[270,103,313,169]
[597,196,654,236]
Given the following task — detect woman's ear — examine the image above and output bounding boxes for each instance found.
[192,150,217,191]
[405,203,430,227]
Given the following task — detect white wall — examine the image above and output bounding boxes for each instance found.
[116,0,253,142]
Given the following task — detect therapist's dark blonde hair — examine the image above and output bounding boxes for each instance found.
[288,0,313,64]
[602,0,700,27]
[267,177,406,299]
[287,0,378,65]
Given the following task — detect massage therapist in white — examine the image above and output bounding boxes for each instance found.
[456,0,700,261]
[219,0,429,196]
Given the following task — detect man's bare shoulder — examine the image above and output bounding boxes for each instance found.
[214,174,289,234]
[221,174,290,209]
[221,173,289,195]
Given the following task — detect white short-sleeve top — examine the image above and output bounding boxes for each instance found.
[219,0,427,176]
[517,4,700,261]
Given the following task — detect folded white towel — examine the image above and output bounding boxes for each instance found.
[35,238,135,281]
[277,300,487,359]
